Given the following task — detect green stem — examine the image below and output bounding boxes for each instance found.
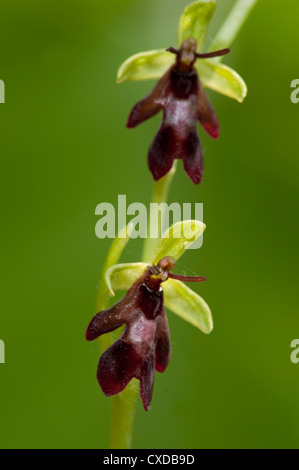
[109,379,139,449]
[142,161,177,263]
[209,0,257,58]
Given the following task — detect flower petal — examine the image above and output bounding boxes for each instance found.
[197,83,219,138]
[151,220,206,265]
[127,68,171,128]
[105,263,147,296]
[163,278,213,334]
[98,339,140,397]
[196,59,247,102]
[117,50,174,83]
[86,302,127,341]
[177,0,216,50]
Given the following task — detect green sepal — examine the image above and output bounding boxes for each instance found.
[197,59,247,102]
[177,0,216,50]
[104,262,147,296]
[117,50,173,83]
[163,278,213,334]
[151,220,206,265]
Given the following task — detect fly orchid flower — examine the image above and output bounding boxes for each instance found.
[86,257,207,411]
[127,38,230,184]
[86,257,206,411]
[117,0,247,184]
[86,220,213,411]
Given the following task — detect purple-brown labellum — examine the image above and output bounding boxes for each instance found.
[86,256,206,411]
[127,38,230,185]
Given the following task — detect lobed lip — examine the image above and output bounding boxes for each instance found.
[86,274,171,411]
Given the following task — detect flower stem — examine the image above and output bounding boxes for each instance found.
[109,379,139,449]
[142,161,177,264]
[209,0,257,57]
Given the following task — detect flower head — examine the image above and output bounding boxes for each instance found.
[86,256,206,411]
[127,38,229,184]
[117,0,248,184]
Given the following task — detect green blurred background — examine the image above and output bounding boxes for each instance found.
[0,0,299,449]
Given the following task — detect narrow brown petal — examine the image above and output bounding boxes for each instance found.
[195,48,230,59]
[127,97,161,128]
[168,273,206,282]
[127,70,170,128]
[85,301,128,341]
[197,83,219,139]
